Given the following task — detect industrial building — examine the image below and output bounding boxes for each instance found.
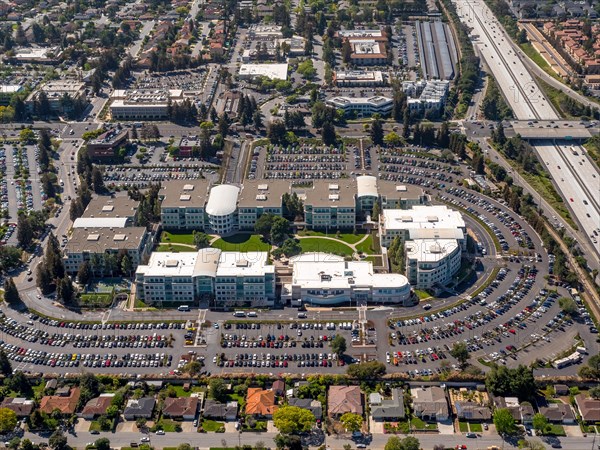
[10,47,63,64]
[336,29,389,66]
[135,248,276,307]
[110,89,184,120]
[379,205,466,289]
[325,96,393,117]
[281,253,413,306]
[73,195,140,229]
[415,21,457,80]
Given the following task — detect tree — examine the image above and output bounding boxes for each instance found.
[450,342,470,369]
[77,261,92,285]
[485,365,535,400]
[370,116,384,146]
[183,360,202,376]
[0,408,17,433]
[331,335,347,357]
[339,412,363,432]
[558,297,577,315]
[17,214,33,248]
[589,385,600,399]
[91,166,105,193]
[0,350,12,376]
[342,39,353,64]
[193,231,210,249]
[121,255,132,277]
[493,408,516,435]
[297,59,316,79]
[518,440,545,450]
[209,378,228,403]
[94,439,110,450]
[384,131,402,147]
[273,406,316,434]
[280,238,301,257]
[436,122,450,148]
[267,120,287,145]
[347,361,386,379]
[49,430,68,450]
[3,278,21,306]
[0,246,23,273]
[385,436,420,450]
[20,128,36,143]
[532,413,548,432]
[36,264,53,295]
[321,121,337,146]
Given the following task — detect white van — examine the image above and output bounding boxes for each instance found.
[247,311,257,317]
[233,311,246,317]
[177,305,190,312]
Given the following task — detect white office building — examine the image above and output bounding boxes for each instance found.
[135,248,275,307]
[379,205,466,289]
[282,253,412,306]
[326,96,393,117]
[205,184,241,234]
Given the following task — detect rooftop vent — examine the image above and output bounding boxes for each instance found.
[236,259,249,267]
[87,234,100,241]
[256,194,267,201]
[113,234,126,241]
[165,260,179,267]
[183,184,195,191]
[102,205,115,212]
[329,194,340,201]
[179,194,191,201]
[396,185,407,192]
[329,184,339,190]
[258,184,268,190]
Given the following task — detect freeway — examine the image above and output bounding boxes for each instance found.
[451,0,600,263]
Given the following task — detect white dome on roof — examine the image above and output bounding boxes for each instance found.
[206,185,240,216]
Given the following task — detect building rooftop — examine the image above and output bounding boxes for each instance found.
[136,248,221,278]
[73,217,129,229]
[290,252,409,289]
[406,238,459,263]
[337,29,384,39]
[382,205,465,231]
[327,96,392,107]
[238,63,289,80]
[66,227,147,254]
[334,71,383,82]
[89,129,129,146]
[82,195,140,219]
[302,179,357,208]
[217,251,274,277]
[377,180,427,200]
[206,184,240,216]
[238,181,290,208]
[356,175,378,198]
[159,179,211,209]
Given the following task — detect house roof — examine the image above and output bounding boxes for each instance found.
[0,398,35,417]
[162,397,199,417]
[539,403,575,422]
[575,394,600,422]
[411,387,448,418]
[370,388,405,420]
[124,397,156,416]
[328,385,363,416]
[40,387,81,414]
[272,380,285,394]
[454,401,491,420]
[81,394,114,417]
[203,400,238,419]
[288,398,323,419]
[246,388,277,416]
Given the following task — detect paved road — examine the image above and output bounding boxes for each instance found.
[21,429,598,450]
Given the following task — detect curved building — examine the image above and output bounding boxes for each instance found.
[206,185,240,234]
[283,252,412,306]
[356,175,378,217]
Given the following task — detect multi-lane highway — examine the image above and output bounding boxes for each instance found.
[452,0,600,262]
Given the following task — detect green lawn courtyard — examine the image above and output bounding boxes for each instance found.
[297,230,366,245]
[298,237,354,256]
[160,231,197,246]
[211,234,271,252]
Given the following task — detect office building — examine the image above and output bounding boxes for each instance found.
[0,85,23,106]
[238,63,289,81]
[26,80,87,115]
[281,253,412,306]
[301,180,357,230]
[205,184,241,235]
[159,180,211,231]
[135,248,275,307]
[238,181,289,231]
[110,89,184,120]
[326,96,393,117]
[86,128,129,159]
[333,71,384,87]
[64,227,153,275]
[73,195,140,229]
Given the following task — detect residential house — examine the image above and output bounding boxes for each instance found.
[554,385,569,396]
[575,394,600,423]
[162,397,199,420]
[328,386,363,418]
[288,398,323,420]
[369,388,405,422]
[79,394,115,419]
[493,397,533,424]
[123,398,156,420]
[454,401,492,421]
[202,400,239,421]
[272,380,286,397]
[411,387,449,421]
[246,388,278,418]
[0,398,35,417]
[539,403,576,424]
[39,387,81,415]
